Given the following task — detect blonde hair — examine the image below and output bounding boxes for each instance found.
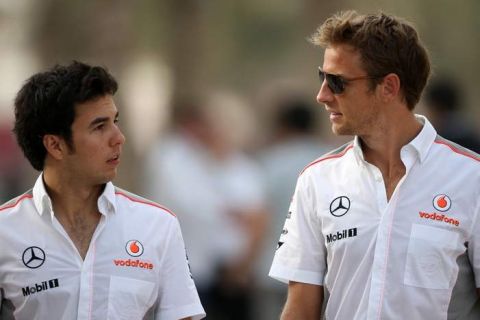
[311,10,430,109]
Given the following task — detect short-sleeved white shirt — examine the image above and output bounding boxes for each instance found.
[270,116,480,319]
[0,174,205,320]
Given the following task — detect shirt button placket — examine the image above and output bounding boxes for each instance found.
[77,255,94,320]
[367,166,390,319]
[76,216,106,320]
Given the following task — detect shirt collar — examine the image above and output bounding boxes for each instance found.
[406,114,436,163]
[352,136,365,165]
[351,114,436,165]
[32,173,118,220]
[98,181,117,215]
[32,173,53,219]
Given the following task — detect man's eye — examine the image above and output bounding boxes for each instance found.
[95,124,105,130]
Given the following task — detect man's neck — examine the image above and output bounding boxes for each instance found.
[43,169,103,219]
[360,111,422,168]
[42,168,104,259]
[359,111,422,200]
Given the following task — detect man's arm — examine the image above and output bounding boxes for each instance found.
[156,218,205,319]
[281,281,323,320]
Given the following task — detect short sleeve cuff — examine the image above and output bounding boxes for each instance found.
[156,303,206,320]
[269,263,324,285]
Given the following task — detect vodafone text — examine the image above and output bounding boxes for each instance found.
[113,258,154,269]
[418,211,459,226]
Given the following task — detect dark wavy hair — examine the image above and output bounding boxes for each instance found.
[311,10,431,110]
[13,61,118,171]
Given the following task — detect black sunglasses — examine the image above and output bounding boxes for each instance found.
[318,67,381,94]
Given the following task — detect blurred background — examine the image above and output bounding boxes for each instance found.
[1,0,480,319]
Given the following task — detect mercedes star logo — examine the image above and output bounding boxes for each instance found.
[22,246,46,269]
[329,196,351,217]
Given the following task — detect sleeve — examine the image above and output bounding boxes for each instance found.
[468,196,480,288]
[269,170,327,285]
[156,218,206,320]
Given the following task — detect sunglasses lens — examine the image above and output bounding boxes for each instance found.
[318,69,344,94]
[327,74,344,94]
[318,69,325,82]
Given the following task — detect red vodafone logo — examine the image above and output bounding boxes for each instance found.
[125,240,144,257]
[433,194,451,212]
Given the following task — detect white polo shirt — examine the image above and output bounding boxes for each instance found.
[269,116,480,319]
[0,174,205,320]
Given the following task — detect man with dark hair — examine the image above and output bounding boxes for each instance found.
[424,77,480,153]
[0,61,205,319]
[269,11,480,319]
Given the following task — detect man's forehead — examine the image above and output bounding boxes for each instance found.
[75,95,116,112]
[322,44,364,73]
[73,95,117,122]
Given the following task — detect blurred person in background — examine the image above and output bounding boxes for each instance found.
[0,121,25,203]
[143,96,268,320]
[424,77,480,153]
[0,61,205,320]
[254,96,330,319]
[270,10,480,319]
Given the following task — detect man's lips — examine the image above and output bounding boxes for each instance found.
[329,111,343,121]
[107,154,120,164]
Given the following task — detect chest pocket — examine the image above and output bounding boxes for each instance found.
[404,223,462,290]
[107,275,156,320]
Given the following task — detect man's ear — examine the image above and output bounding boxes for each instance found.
[380,73,401,102]
[42,134,66,160]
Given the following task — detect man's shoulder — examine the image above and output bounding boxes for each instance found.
[0,190,34,215]
[431,135,480,165]
[300,141,354,175]
[113,187,177,219]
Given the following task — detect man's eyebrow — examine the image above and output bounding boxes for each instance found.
[88,112,119,128]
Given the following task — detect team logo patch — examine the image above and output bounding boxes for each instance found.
[418,211,459,227]
[22,279,59,296]
[22,246,46,269]
[125,240,144,257]
[186,252,193,278]
[276,228,289,250]
[329,196,351,217]
[113,258,154,269]
[433,194,451,212]
[326,227,358,244]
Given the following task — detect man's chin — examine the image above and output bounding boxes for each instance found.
[100,172,117,184]
[332,125,353,136]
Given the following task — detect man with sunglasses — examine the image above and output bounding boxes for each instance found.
[269,10,480,319]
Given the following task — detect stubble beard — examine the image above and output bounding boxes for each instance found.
[331,110,378,137]
[331,120,356,136]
